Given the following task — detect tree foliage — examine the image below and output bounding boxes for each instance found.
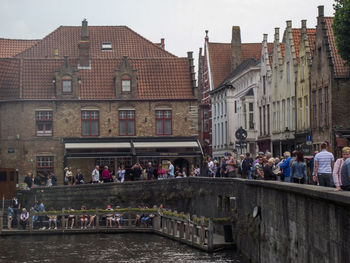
[333,0,350,65]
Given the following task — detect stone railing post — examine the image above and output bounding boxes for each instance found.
[192,215,197,243]
[128,208,132,226]
[96,208,100,229]
[179,220,184,239]
[167,218,171,235]
[29,211,33,233]
[0,211,3,234]
[208,218,214,252]
[61,208,65,231]
[199,216,205,245]
[153,214,160,231]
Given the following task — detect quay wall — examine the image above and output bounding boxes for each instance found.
[17,177,350,263]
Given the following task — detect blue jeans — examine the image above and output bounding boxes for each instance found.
[284,176,291,183]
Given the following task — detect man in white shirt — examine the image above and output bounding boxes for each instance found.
[91,165,100,184]
[313,142,334,187]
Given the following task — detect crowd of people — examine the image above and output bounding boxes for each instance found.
[23,160,191,189]
[203,142,350,191]
[7,198,156,230]
[21,142,350,192]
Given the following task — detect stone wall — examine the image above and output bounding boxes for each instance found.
[17,177,350,262]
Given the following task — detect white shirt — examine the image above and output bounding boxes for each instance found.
[92,169,100,182]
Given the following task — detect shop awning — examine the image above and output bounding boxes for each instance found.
[133,141,200,148]
[65,142,131,149]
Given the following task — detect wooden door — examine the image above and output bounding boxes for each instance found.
[0,169,17,199]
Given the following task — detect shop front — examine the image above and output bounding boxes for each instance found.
[63,137,203,181]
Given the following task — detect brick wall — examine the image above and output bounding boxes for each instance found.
[0,100,198,184]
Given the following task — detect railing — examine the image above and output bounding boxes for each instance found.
[0,207,232,252]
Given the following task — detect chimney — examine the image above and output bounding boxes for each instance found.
[263,34,268,42]
[187,51,197,96]
[286,20,292,29]
[82,19,88,39]
[274,28,280,42]
[318,5,324,17]
[231,26,242,71]
[301,20,307,29]
[205,30,209,42]
[160,38,165,49]
[78,19,90,67]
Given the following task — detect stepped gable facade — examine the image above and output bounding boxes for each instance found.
[270,21,301,157]
[295,20,316,154]
[257,34,274,153]
[310,6,350,157]
[0,20,200,184]
[198,27,271,156]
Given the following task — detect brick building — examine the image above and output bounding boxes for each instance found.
[310,6,350,157]
[0,20,201,184]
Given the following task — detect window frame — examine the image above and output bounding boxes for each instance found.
[156,110,172,136]
[62,79,72,94]
[36,156,54,178]
[121,78,131,93]
[81,110,100,136]
[36,111,53,136]
[119,110,136,136]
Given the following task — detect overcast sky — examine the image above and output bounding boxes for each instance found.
[1,0,335,63]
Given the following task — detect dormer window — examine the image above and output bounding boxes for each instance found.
[121,78,131,92]
[62,79,72,93]
[102,42,112,50]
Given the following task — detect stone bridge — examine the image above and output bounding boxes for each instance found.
[17,177,350,263]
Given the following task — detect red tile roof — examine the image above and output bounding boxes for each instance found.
[324,17,349,78]
[280,43,285,62]
[16,26,175,59]
[208,42,272,89]
[208,43,231,89]
[0,38,38,58]
[0,59,20,99]
[2,57,194,100]
[292,29,301,60]
[306,29,316,57]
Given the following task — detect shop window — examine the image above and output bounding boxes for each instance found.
[36,111,53,136]
[156,110,172,135]
[82,111,99,136]
[119,110,135,136]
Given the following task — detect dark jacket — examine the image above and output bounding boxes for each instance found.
[263,165,276,181]
[24,176,32,188]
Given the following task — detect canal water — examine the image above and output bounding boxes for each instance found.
[0,233,245,262]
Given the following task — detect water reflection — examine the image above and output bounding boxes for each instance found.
[0,233,244,263]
